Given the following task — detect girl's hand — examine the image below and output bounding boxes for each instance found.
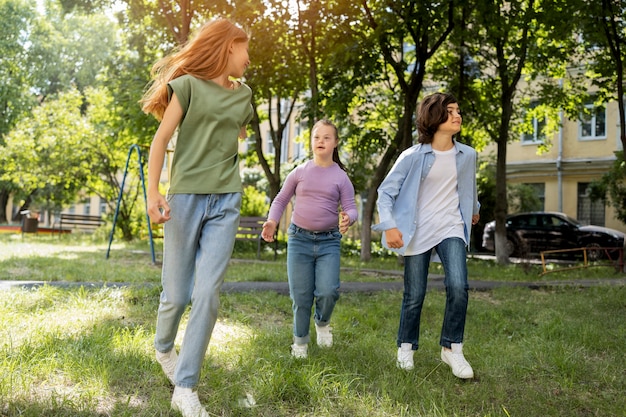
[339,211,350,234]
[472,214,480,225]
[385,228,404,249]
[261,219,277,242]
[147,193,171,224]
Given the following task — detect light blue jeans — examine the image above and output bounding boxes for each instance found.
[397,237,469,350]
[154,193,241,388]
[287,224,342,345]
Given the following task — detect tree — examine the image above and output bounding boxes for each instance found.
[0,0,37,222]
[82,86,150,241]
[580,0,626,240]
[0,89,95,217]
[444,0,579,264]
[0,1,121,222]
[580,0,626,150]
[239,0,308,201]
[346,0,455,260]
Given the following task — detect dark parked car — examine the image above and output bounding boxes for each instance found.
[481,212,625,259]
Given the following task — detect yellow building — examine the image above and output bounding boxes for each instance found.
[490,97,625,233]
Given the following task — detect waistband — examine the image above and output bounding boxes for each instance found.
[290,223,339,236]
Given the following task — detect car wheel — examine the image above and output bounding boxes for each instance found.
[505,238,517,257]
[586,242,603,261]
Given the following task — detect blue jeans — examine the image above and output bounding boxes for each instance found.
[154,193,241,388]
[287,224,342,345]
[397,237,469,350]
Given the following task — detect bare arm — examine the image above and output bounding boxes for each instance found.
[147,93,183,224]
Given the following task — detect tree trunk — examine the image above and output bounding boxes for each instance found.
[494,136,510,264]
[360,187,378,261]
[0,189,9,223]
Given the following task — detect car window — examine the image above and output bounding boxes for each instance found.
[527,216,538,226]
[545,215,563,227]
[510,216,526,227]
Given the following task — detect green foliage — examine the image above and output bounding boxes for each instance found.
[241,185,269,217]
[508,183,543,214]
[589,151,626,225]
[474,157,497,248]
[0,0,37,138]
[27,4,119,98]
[3,0,625,253]
[0,88,94,211]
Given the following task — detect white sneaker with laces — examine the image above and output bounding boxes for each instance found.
[397,343,414,370]
[291,343,308,358]
[441,343,474,379]
[315,323,333,347]
[171,387,209,417]
[156,348,178,384]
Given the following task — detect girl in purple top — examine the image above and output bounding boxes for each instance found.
[261,119,358,358]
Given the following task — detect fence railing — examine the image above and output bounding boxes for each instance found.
[539,247,624,275]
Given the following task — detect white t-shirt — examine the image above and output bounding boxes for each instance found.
[405,147,465,256]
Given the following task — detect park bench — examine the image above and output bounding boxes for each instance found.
[236,216,277,259]
[54,213,106,235]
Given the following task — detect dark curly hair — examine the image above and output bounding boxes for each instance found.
[416,92,459,144]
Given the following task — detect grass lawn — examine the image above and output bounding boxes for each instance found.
[0,234,625,416]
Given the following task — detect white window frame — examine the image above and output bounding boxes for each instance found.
[521,101,545,144]
[579,103,607,140]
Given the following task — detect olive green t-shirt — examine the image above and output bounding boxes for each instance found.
[167,74,253,194]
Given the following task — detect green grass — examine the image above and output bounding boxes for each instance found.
[0,234,625,416]
[2,234,622,285]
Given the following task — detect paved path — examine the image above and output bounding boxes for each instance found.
[2,275,626,294]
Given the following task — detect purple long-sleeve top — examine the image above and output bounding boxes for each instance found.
[268,160,358,232]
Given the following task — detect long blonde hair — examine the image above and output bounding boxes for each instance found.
[140,18,249,120]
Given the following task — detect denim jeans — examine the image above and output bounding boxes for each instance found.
[287,223,342,345]
[154,193,241,388]
[397,237,469,350]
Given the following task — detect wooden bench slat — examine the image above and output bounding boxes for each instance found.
[236,216,277,259]
[55,213,106,235]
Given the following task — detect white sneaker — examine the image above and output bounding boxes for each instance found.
[291,343,308,358]
[171,387,209,417]
[397,343,414,370]
[156,348,178,384]
[441,343,474,379]
[315,323,333,347]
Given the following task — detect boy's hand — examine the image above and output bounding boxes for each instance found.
[385,228,404,249]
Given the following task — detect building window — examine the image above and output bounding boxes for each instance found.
[99,197,107,215]
[293,121,307,161]
[83,198,91,215]
[577,183,605,226]
[244,134,256,153]
[265,129,275,155]
[162,152,169,172]
[509,183,544,212]
[528,183,545,209]
[522,101,545,143]
[579,103,606,140]
[280,127,289,164]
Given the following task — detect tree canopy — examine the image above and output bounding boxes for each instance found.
[1,0,625,254]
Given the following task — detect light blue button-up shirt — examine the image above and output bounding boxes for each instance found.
[372,141,480,255]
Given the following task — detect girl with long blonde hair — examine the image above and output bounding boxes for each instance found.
[142,18,252,417]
